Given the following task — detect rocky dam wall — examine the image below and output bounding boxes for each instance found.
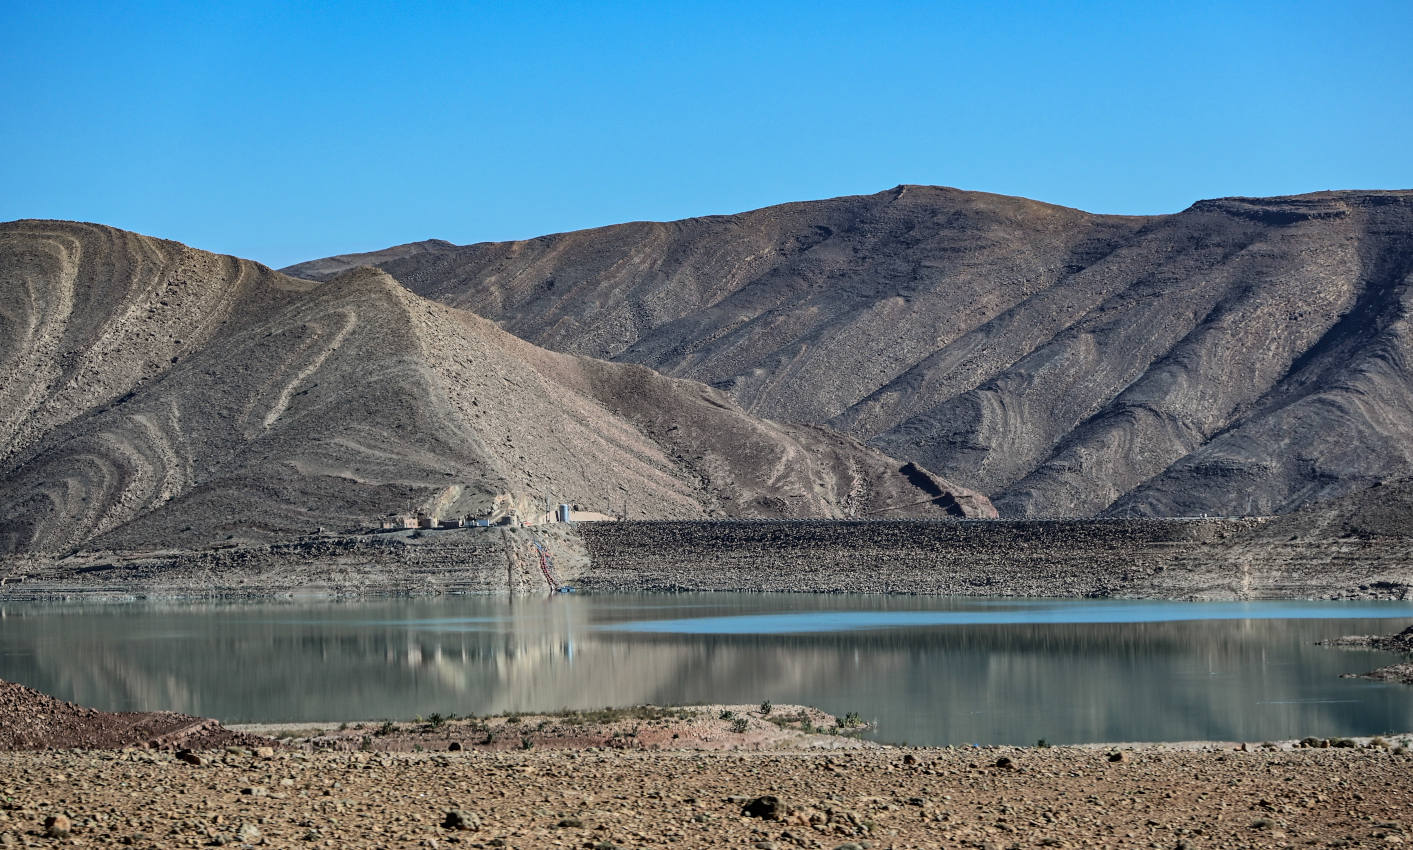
[576,519,1413,600]
[6,518,1413,600]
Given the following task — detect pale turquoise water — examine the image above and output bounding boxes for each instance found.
[2,594,1412,745]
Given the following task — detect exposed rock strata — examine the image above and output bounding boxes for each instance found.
[288,187,1413,517]
[0,221,991,558]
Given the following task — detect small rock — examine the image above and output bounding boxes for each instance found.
[592,842,620,850]
[239,786,267,797]
[556,817,584,828]
[0,832,17,848]
[1108,751,1129,763]
[755,842,778,850]
[43,814,71,838]
[994,756,1015,769]
[236,823,261,844]
[447,741,462,751]
[253,746,275,759]
[742,795,785,820]
[441,810,480,831]
[902,753,918,765]
[176,750,209,766]
[834,844,865,850]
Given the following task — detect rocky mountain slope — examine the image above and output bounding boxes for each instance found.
[0,221,991,557]
[285,187,1413,517]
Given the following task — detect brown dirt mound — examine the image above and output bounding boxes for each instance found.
[0,679,275,751]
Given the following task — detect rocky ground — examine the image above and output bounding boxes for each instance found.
[576,519,1413,600]
[0,680,271,752]
[2,739,1411,848]
[8,517,1413,602]
[239,705,871,755]
[3,682,1411,848]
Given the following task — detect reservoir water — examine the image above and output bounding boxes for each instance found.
[3,593,1412,746]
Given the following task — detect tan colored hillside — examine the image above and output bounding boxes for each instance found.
[0,221,991,556]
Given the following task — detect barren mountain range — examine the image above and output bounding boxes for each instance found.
[285,186,1413,518]
[0,221,990,557]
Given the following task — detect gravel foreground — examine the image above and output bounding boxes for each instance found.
[3,683,1411,849]
[2,743,1410,849]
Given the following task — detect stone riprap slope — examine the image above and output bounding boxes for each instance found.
[1,525,586,599]
[8,515,1413,601]
[287,187,1413,518]
[0,221,990,559]
[578,518,1413,599]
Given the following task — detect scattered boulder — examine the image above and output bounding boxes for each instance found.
[742,795,785,820]
[994,756,1015,769]
[43,814,71,838]
[441,810,480,831]
[1108,751,1130,763]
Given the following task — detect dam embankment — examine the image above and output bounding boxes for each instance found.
[576,519,1413,600]
[5,518,1413,600]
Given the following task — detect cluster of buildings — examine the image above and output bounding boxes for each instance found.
[378,512,495,531]
[377,504,616,532]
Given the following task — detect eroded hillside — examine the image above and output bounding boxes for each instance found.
[286,187,1413,517]
[0,221,990,556]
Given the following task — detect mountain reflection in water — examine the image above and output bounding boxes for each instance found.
[2,594,1412,745]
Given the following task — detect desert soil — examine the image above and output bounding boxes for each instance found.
[3,681,1412,849]
[0,680,271,753]
[2,740,1410,848]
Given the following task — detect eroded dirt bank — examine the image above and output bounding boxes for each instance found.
[2,742,1410,848]
[0,680,272,752]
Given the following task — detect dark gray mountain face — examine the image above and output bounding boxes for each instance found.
[284,186,1413,518]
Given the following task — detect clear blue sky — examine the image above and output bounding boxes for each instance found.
[3,1,1410,268]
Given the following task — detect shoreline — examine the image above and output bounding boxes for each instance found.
[5,518,1413,602]
[5,683,1412,846]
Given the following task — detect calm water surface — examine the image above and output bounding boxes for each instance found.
[3,594,1413,746]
